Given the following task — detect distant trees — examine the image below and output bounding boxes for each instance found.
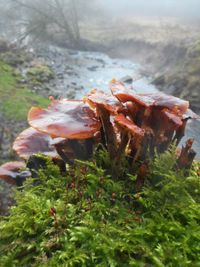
[0,0,13,36]
[8,0,99,47]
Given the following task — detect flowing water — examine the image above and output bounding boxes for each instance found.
[34,45,200,155]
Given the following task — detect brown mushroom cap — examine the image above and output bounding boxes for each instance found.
[110,79,189,114]
[0,161,26,185]
[13,127,60,160]
[110,79,139,104]
[160,109,183,129]
[28,99,100,139]
[85,88,122,114]
[149,94,189,114]
[115,113,145,138]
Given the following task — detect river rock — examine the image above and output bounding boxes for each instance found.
[0,39,9,53]
[120,75,133,84]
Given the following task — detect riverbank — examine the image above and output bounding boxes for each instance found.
[153,40,200,113]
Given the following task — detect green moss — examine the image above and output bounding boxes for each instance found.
[27,64,54,83]
[0,50,32,67]
[0,151,199,266]
[0,61,49,121]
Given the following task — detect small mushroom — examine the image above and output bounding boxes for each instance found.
[85,89,123,159]
[114,113,145,163]
[13,127,60,160]
[0,161,30,185]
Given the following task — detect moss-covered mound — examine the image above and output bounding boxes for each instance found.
[0,150,200,267]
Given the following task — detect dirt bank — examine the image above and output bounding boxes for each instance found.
[153,41,200,113]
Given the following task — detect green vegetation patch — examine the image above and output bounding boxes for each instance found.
[0,61,49,121]
[27,64,54,83]
[0,150,200,266]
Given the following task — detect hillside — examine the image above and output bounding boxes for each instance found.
[153,40,200,113]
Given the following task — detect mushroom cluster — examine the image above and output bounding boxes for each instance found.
[0,79,198,185]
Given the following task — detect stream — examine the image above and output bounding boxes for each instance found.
[33,44,200,155]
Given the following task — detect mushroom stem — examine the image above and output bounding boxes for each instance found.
[98,107,117,160]
[68,140,84,159]
[54,142,73,164]
[85,138,94,159]
[112,131,129,178]
[157,129,175,153]
[118,131,129,159]
[99,126,107,149]
[135,163,148,192]
[173,119,187,146]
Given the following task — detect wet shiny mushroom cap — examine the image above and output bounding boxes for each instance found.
[28,100,100,139]
[110,79,189,114]
[148,93,189,114]
[115,113,145,138]
[160,109,183,129]
[0,161,26,185]
[85,88,122,114]
[109,79,138,103]
[13,127,60,160]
